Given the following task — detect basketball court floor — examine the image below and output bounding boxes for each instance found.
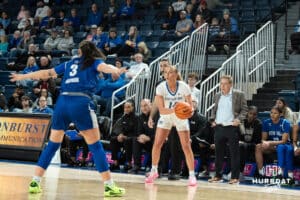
[0,161,299,200]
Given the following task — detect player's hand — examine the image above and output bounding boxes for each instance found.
[232,119,240,127]
[9,73,25,82]
[148,118,154,128]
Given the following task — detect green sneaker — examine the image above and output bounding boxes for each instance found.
[29,180,42,193]
[104,183,125,197]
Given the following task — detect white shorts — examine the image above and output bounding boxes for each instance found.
[157,113,190,132]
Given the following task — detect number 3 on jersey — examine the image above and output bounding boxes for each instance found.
[70,64,78,77]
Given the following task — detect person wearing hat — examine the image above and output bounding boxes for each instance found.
[44,28,61,51]
[86,24,98,41]
[195,0,212,23]
[68,8,81,32]
[174,10,193,38]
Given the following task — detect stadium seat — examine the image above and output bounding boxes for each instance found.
[73,31,87,44]
[158,41,174,49]
[146,41,159,50]
[0,58,8,71]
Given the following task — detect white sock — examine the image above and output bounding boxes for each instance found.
[151,165,158,173]
[258,168,264,175]
[32,176,41,183]
[189,171,195,178]
[104,179,114,186]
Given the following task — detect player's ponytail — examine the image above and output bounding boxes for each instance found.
[79,40,106,70]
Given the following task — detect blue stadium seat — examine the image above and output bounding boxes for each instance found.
[158,41,174,49]
[0,58,8,71]
[3,84,16,99]
[146,41,159,50]
[73,31,87,44]
[0,71,13,85]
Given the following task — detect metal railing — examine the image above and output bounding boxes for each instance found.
[199,21,275,116]
[199,50,242,116]
[186,23,209,85]
[109,66,148,133]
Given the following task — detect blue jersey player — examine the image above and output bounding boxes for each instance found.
[10,40,126,197]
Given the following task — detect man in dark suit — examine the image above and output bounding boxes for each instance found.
[208,75,248,184]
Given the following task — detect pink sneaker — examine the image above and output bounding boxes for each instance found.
[188,176,197,187]
[145,172,159,184]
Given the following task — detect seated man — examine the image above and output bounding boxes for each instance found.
[130,99,155,173]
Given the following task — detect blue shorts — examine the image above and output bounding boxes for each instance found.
[52,95,98,131]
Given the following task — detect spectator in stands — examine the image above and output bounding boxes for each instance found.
[0,11,11,33]
[103,28,123,55]
[20,18,37,36]
[10,31,34,58]
[86,3,103,29]
[126,53,150,81]
[34,1,50,24]
[7,44,48,71]
[33,88,53,108]
[17,31,34,52]
[94,70,126,117]
[44,28,61,51]
[194,1,212,23]
[64,123,89,167]
[0,35,8,56]
[60,18,73,33]
[55,10,66,27]
[172,0,187,13]
[288,18,300,54]
[38,55,52,70]
[174,10,193,39]
[33,95,53,114]
[110,99,138,171]
[238,106,262,175]
[161,5,178,30]
[7,86,25,111]
[17,10,34,30]
[8,30,22,51]
[57,29,74,55]
[91,26,107,51]
[17,5,27,21]
[103,0,120,27]
[34,76,56,98]
[130,99,155,174]
[13,95,33,113]
[275,97,296,126]
[219,9,240,54]
[137,42,152,63]
[39,7,55,32]
[192,13,205,30]
[255,106,294,179]
[117,26,142,57]
[68,8,81,32]
[18,56,39,88]
[187,72,200,100]
[207,17,220,53]
[117,0,135,20]
[86,24,98,41]
[185,3,193,19]
[208,75,247,184]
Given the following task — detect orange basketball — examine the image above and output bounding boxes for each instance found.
[174,102,193,119]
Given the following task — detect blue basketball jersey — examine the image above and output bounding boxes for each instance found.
[262,118,291,141]
[54,57,103,96]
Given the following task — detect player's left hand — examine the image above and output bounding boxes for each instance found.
[9,73,23,82]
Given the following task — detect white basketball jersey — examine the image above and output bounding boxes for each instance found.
[156,81,191,109]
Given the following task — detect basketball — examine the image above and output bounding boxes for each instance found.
[174,102,193,119]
